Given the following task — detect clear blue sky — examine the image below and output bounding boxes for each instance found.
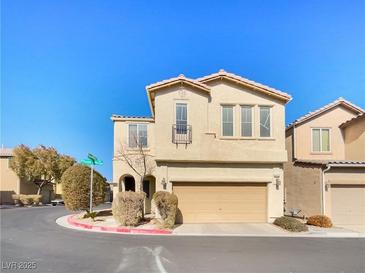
[2,0,365,180]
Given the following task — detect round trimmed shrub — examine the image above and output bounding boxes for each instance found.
[274,216,308,232]
[61,164,106,211]
[307,215,333,228]
[112,191,145,226]
[153,191,178,229]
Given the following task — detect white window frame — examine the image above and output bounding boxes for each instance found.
[128,123,148,148]
[175,102,188,132]
[311,128,331,153]
[259,105,272,138]
[221,105,235,137]
[240,105,254,137]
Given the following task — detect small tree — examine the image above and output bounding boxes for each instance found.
[62,164,106,211]
[10,144,75,195]
[116,135,155,192]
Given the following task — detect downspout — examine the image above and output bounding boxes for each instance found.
[292,123,297,160]
[321,164,332,215]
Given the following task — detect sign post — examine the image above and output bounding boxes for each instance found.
[80,153,103,213]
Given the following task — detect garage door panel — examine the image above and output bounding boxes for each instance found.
[174,182,267,223]
[331,185,365,225]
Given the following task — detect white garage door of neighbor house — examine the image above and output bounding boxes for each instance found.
[173,182,267,223]
[331,185,365,225]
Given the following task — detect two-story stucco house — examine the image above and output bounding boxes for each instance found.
[112,70,292,223]
[284,98,365,230]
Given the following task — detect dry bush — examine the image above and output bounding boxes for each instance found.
[307,215,333,228]
[274,216,308,232]
[153,191,178,229]
[61,164,106,211]
[19,195,33,206]
[30,195,42,205]
[12,194,21,203]
[112,191,145,226]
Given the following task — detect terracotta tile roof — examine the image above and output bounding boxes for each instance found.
[0,148,13,157]
[146,74,210,92]
[287,97,364,129]
[340,113,365,128]
[196,69,292,102]
[295,159,365,166]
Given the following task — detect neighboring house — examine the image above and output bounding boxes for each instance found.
[0,147,53,204]
[0,148,36,204]
[112,69,292,223]
[284,98,365,229]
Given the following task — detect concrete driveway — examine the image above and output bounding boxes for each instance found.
[173,223,287,236]
[338,224,365,233]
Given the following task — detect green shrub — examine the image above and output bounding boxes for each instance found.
[61,164,106,211]
[153,191,178,229]
[83,210,98,222]
[112,191,145,226]
[274,216,308,232]
[19,195,33,206]
[307,215,333,228]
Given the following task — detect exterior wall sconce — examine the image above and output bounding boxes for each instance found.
[161,178,167,190]
[274,175,281,190]
[325,183,330,191]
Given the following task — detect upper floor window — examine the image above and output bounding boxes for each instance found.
[176,103,187,134]
[129,124,147,148]
[241,106,253,137]
[312,128,330,152]
[259,106,271,137]
[222,106,234,136]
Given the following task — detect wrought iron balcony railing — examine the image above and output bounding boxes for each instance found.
[172,124,192,144]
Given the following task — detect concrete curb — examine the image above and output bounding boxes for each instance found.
[59,214,172,235]
[56,215,365,238]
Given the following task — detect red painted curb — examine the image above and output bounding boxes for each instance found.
[67,215,172,235]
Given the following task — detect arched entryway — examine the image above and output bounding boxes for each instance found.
[143,175,156,214]
[119,175,136,192]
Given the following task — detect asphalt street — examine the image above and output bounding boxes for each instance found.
[1,205,365,272]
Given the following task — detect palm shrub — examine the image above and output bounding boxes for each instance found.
[153,191,178,229]
[274,216,308,232]
[61,164,106,211]
[307,215,333,228]
[112,191,145,226]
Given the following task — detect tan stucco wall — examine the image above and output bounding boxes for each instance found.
[283,131,322,217]
[295,106,358,160]
[0,157,20,204]
[153,81,287,162]
[0,157,41,204]
[324,167,365,218]
[343,118,365,161]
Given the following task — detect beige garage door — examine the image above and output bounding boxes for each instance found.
[331,185,365,225]
[173,182,267,223]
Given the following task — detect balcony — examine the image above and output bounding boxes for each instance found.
[172,124,192,144]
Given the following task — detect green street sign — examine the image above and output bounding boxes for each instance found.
[94,159,103,166]
[81,159,94,165]
[88,153,98,162]
[81,155,103,166]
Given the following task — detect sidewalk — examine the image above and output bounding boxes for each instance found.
[172,223,364,237]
